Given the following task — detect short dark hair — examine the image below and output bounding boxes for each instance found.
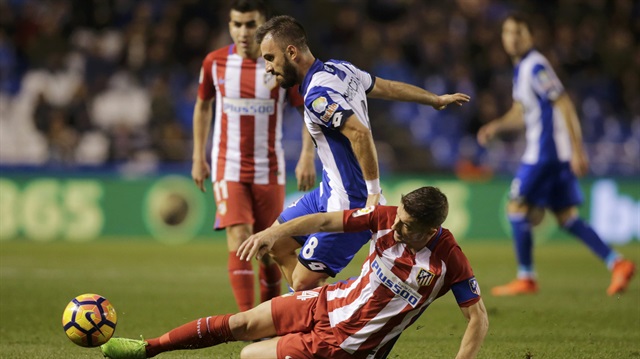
[503,12,533,34]
[230,0,269,18]
[255,15,309,51]
[401,186,449,230]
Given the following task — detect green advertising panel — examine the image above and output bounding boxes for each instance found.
[1,174,637,244]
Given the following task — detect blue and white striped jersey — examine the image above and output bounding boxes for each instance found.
[513,50,571,164]
[299,59,377,211]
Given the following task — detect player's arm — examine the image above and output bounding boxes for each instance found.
[295,106,317,191]
[340,114,381,207]
[554,92,589,177]
[238,211,344,261]
[191,97,214,192]
[456,299,489,359]
[367,77,470,110]
[477,102,525,146]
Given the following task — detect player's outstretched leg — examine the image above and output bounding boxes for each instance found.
[492,213,538,296]
[491,278,538,296]
[607,259,636,296]
[101,337,147,359]
[101,314,234,359]
[560,213,636,295]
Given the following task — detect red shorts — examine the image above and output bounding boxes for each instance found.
[272,288,358,359]
[271,286,395,359]
[212,180,284,231]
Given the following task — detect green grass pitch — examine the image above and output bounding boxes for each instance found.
[1,238,638,358]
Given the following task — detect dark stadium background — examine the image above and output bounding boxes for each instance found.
[0,0,637,175]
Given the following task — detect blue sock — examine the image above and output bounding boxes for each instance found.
[509,214,534,278]
[563,217,619,269]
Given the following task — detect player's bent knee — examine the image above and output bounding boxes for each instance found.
[269,238,299,260]
[554,206,579,227]
[291,279,317,291]
[527,207,545,226]
[240,340,278,359]
[506,200,529,215]
[291,271,327,291]
[229,313,251,340]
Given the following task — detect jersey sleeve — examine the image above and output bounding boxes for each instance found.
[530,62,564,101]
[343,206,380,233]
[352,65,375,93]
[287,85,304,107]
[446,245,481,307]
[304,86,354,130]
[197,54,215,101]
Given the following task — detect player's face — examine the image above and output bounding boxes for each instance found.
[392,205,434,252]
[229,10,265,59]
[261,34,298,89]
[501,19,533,59]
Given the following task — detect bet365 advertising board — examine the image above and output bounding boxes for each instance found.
[0,174,637,244]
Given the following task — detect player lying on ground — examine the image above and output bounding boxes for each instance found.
[101,186,489,359]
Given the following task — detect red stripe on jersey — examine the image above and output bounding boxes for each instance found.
[216,55,229,180]
[198,53,216,101]
[239,59,256,183]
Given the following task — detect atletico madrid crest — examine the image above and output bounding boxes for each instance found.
[416,268,435,287]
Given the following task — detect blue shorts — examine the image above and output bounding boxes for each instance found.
[278,188,371,277]
[510,162,583,211]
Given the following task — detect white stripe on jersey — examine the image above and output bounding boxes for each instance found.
[252,64,270,184]
[223,55,242,181]
[312,125,351,211]
[275,100,285,185]
[211,60,223,180]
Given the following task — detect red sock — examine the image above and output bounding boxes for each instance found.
[145,314,234,357]
[259,262,282,302]
[228,251,254,311]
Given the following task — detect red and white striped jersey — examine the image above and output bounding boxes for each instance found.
[318,205,481,357]
[198,44,304,185]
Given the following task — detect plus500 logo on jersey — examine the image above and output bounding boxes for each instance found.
[371,258,422,307]
[223,98,275,115]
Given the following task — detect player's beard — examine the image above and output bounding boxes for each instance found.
[277,57,298,89]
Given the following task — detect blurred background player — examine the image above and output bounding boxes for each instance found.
[254,15,471,291]
[191,1,317,311]
[102,186,488,359]
[477,13,635,296]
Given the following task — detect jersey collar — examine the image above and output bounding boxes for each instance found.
[300,59,324,95]
[426,226,443,251]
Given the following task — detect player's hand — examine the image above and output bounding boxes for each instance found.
[238,231,276,261]
[477,122,498,147]
[570,149,589,177]
[365,193,381,208]
[295,155,316,191]
[191,159,211,192]
[432,93,471,110]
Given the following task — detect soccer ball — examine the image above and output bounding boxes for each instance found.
[62,293,117,347]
